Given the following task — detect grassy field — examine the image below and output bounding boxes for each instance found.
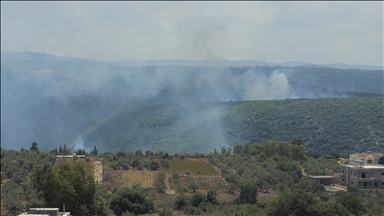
[160,158,220,175]
[118,170,156,188]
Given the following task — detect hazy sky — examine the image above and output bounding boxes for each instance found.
[1,1,383,66]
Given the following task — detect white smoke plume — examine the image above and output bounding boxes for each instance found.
[73,136,92,153]
[243,70,289,100]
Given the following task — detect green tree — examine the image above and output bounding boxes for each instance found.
[62,144,71,155]
[33,162,99,216]
[130,159,140,168]
[337,193,367,216]
[238,181,258,204]
[158,204,173,216]
[145,150,154,157]
[121,211,135,216]
[175,192,189,209]
[291,144,306,160]
[90,145,98,156]
[227,183,238,194]
[30,142,39,151]
[191,191,205,207]
[4,180,23,211]
[76,148,86,155]
[311,201,350,216]
[378,156,384,165]
[150,160,160,171]
[264,140,278,157]
[135,149,143,157]
[109,185,154,216]
[266,189,319,216]
[206,188,217,204]
[291,139,304,146]
[187,176,198,192]
[172,169,179,183]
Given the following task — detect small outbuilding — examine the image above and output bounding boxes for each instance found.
[309,175,335,186]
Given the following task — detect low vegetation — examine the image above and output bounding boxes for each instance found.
[2,141,384,215]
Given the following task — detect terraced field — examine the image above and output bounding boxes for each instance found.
[160,158,220,175]
[118,170,156,188]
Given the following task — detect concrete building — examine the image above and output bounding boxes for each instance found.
[309,175,335,186]
[339,163,384,188]
[18,208,71,216]
[349,153,382,165]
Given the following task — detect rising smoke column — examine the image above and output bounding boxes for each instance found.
[242,70,289,100]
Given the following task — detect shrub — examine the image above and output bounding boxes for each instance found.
[159,204,173,216]
[191,191,205,207]
[110,185,154,216]
[175,193,189,209]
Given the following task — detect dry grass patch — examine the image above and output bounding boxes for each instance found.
[120,170,156,188]
[161,158,219,175]
[103,165,156,190]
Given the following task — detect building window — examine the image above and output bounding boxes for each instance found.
[342,170,344,173]
[351,181,354,184]
[382,182,384,185]
[382,173,384,175]
[342,179,344,182]
[355,173,356,175]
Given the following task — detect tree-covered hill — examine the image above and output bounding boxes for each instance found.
[85,97,384,157]
[2,52,383,153]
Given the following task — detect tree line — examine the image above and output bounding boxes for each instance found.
[1,141,384,215]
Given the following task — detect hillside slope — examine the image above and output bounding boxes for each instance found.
[2,52,383,152]
[85,97,384,156]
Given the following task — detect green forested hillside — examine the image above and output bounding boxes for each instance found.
[85,97,384,156]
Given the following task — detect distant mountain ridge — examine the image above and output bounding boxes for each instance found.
[1,51,100,63]
[2,51,383,70]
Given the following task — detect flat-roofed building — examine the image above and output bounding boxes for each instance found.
[349,153,382,165]
[309,175,335,186]
[339,163,384,188]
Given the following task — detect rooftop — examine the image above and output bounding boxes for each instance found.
[28,208,59,211]
[309,176,335,179]
[18,215,49,216]
[340,164,384,169]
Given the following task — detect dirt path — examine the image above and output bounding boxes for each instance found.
[94,160,103,184]
[300,166,307,176]
[333,183,347,191]
[164,175,175,194]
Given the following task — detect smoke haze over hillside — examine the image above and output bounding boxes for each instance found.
[1,52,383,152]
